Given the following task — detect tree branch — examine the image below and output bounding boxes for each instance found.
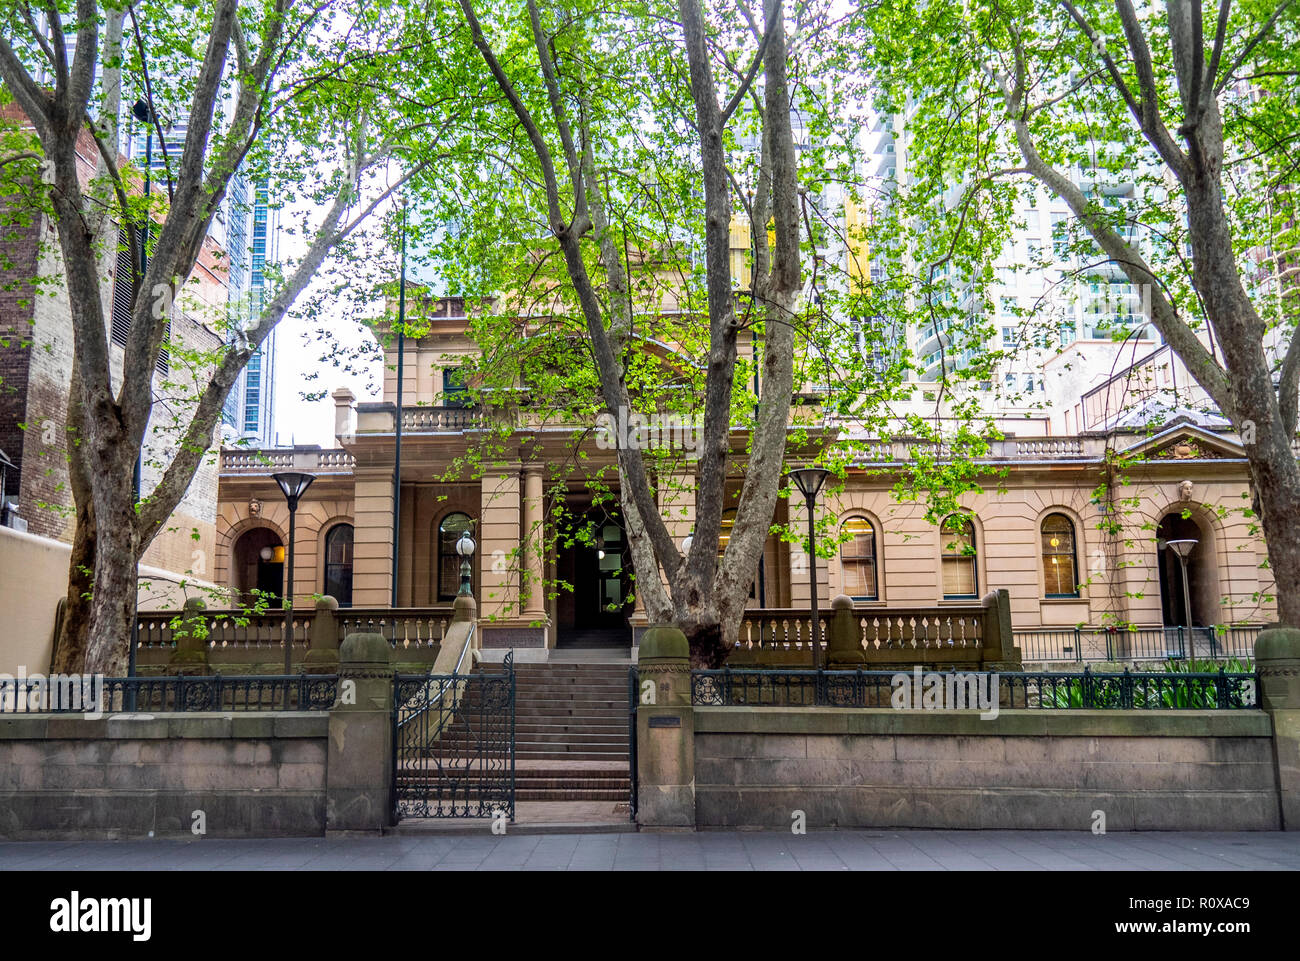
[1280,324,1300,437]
[1215,0,1297,94]
[720,0,780,125]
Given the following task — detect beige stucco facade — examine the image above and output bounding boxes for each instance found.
[212,311,1276,649]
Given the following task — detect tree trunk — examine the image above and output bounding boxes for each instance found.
[685,622,728,669]
[50,370,98,673]
[52,502,96,674]
[1250,462,1300,628]
[82,464,139,678]
[1181,167,1300,629]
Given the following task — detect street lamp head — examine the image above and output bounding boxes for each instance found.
[455,531,475,596]
[681,531,694,555]
[132,98,152,124]
[271,471,315,509]
[787,466,832,500]
[1165,538,1197,560]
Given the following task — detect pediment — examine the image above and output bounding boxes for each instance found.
[1117,422,1246,461]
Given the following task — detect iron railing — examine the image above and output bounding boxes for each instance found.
[1013,625,1261,662]
[627,665,639,822]
[392,651,515,820]
[690,667,1258,710]
[0,673,339,714]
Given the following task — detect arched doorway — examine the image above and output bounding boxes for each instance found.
[232,527,284,608]
[1156,512,1218,629]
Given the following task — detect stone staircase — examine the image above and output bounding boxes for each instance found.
[429,660,632,802]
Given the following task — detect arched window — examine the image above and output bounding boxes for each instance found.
[323,524,354,608]
[1041,513,1079,598]
[437,512,474,601]
[941,515,978,599]
[840,516,878,600]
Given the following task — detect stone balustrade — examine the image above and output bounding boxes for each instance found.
[730,590,1018,669]
[219,448,355,474]
[133,597,452,673]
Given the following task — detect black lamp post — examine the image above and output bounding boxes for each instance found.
[455,530,476,596]
[272,471,315,674]
[787,466,831,669]
[127,98,155,698]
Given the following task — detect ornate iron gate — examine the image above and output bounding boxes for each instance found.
[393,652,515,819]
[627,664,638,821]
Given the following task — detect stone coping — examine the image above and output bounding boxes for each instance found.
[692,707,1272,737]
[0,712,329,740]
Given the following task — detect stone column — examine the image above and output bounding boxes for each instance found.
[479,467,521,621]
[980,588,1022,671]
[332,387,356,443]
[303,595,340,673]
[636,626,695,829]
[326,632,394,834]
[522,464,546,620]
[1257,626,1300,829]
[167,597,210,675]
[351,468,395,606]
[826,594,866,668]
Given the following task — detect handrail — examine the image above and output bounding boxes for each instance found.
[396,620,475,733]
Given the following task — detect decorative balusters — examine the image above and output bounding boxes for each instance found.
[740,602,987,664]
[335,608,451,649]
[219,449,354,475]
[400,406,482,432]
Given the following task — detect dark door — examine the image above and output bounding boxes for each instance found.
[577,520,632,630]
[256,560,284,605]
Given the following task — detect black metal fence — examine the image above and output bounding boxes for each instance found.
[392,652,515,820]
[1013,625,1260,663]
[690,667,1258,710]
[0,673,340,714]
[627,665,639,822]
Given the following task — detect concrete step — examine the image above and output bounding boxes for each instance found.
[440,731,628,745]
[471,699,628,711]
[516,747,629,760]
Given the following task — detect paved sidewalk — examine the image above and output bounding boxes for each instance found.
[1,830,1298,870]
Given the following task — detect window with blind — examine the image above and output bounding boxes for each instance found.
[442,367,469,408]
[109,242,171,377]
[323,523,354,607]
[840,515,878,600]
[940,515,978,599]
[1041,513,1079,597]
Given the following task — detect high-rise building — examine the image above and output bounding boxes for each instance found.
[865,104,1180,433]
[235,180,278,445]
[117,79,275,449]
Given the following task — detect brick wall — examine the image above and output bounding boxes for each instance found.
[0,105,225,569]
[0,193,40,497]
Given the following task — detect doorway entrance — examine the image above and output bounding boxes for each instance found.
[232,527,284,608]
[1156,511,1221,656]
[1156,512,1216,627]
[555,506,634,647]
